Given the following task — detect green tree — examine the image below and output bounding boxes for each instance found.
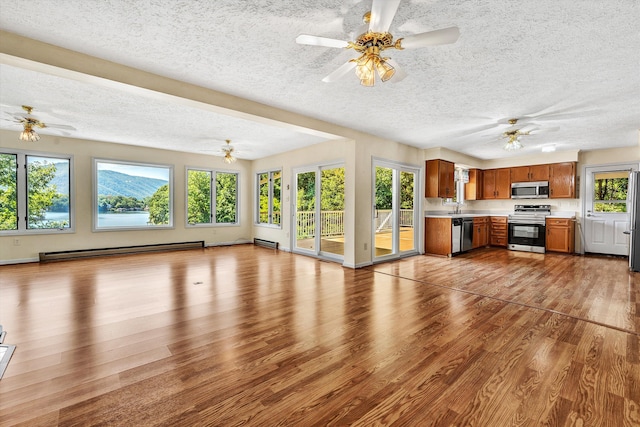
[148,184,170,224]
[594,176,628,212]
[187,170,211,224]
[400,171,414,209]
[320,168,345,211]
[0,154,18,230]
[27,160,58,228]
[216,172,237,223]
[296,171,315,211]
[375,167,392,209]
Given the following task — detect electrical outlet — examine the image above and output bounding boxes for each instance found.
[364,243,367,250]
[13,238,20,246]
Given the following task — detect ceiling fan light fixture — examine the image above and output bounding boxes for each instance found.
[19,125,40,142]
[503,138,523,151]
[375,58,395,82]
[222,139,236,163]
[354,47,395,86]
[224,152,236,164]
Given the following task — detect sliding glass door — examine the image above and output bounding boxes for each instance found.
[373,160,419,262]
[293,164,345,261]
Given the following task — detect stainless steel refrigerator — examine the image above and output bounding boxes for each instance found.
[628,171,640,272]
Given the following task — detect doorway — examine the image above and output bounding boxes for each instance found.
[583,163,638,255]
[372,160,420,262]
[293,164,345,261]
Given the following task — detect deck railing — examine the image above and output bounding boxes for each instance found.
[295,209,414,238]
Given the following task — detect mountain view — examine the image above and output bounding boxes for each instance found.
[97,170,168,199]
[50,166,167,199]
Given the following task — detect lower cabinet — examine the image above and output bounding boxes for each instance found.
[424,217,452,256]
[490,216,508,247]
[472,217,489,248]
[546,217,575,253]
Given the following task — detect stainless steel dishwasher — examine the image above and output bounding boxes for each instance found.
[462,218,474,252]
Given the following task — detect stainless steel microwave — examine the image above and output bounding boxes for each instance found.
[511,181,550,199]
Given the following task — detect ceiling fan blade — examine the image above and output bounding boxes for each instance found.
[296,35,349,49]
[369,0,401,33]
[322,61,357,83]
[43,123,76,131]
[385,59,407,83]
[400,26,460,49]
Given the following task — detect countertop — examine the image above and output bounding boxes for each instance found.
[425,211,576,219]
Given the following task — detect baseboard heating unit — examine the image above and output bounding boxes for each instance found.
[39,241,205,262]
[253,238,279,250]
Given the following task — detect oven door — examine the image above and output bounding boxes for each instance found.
[508,222,546,247]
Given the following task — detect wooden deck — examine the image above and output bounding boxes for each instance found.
[0,245,637,426]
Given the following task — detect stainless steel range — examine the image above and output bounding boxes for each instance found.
[508,204,551,253]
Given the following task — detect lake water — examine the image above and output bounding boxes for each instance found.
[98,212,150,227]
[46,211,151,227]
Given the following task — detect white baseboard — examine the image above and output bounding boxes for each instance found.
[343,261,373,269]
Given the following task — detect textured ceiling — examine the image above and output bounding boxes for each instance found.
[0,0,639,160]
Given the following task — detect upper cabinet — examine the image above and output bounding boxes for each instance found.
[425,159,455,198]
[510,164,549,182]
[482,168,511,199]
[549,162,577,198]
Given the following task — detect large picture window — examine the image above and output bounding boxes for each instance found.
[0,151,72,234]
[94,159,173,230]
[257,169,281,226]
[186,168,238,225]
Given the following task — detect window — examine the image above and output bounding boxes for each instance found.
[186,168,238,225]
[257,169,281,226]
[0,150,73,234]
[593,171,629,213]
[443,168,467,206]
[94,159,173,230]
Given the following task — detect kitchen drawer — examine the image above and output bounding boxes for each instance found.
[491,236,507,246]
[490,216,507,224]
[473,216,489,224]
[546,218,572,226]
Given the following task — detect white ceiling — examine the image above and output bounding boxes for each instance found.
[1,0,639,161]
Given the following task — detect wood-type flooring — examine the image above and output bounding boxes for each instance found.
[0,245,638,426]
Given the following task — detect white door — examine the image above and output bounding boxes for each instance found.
[583,163,637,255]
[372,160,420,262]
[292,164,345,261]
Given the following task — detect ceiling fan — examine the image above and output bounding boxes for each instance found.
[4,105,76,141]
[296,0,460,86]
[500,118,559,151]
[222,139,236,164]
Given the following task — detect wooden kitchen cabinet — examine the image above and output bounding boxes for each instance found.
[490,216,508,247]
[546,217,575,253]
[549,162,576,198]
[482,168,511,199]
[465,169,483,200]
[425,159,455,198]
[425,217,452,255]
[472,216,489,248]
[511,164,549,182]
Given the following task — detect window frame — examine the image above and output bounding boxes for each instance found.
[185,167,240,227]
[255,168,282,228]
[0,148,75,235]
[93,158,174,232]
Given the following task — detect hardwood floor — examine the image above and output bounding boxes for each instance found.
[0,245,637,426]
